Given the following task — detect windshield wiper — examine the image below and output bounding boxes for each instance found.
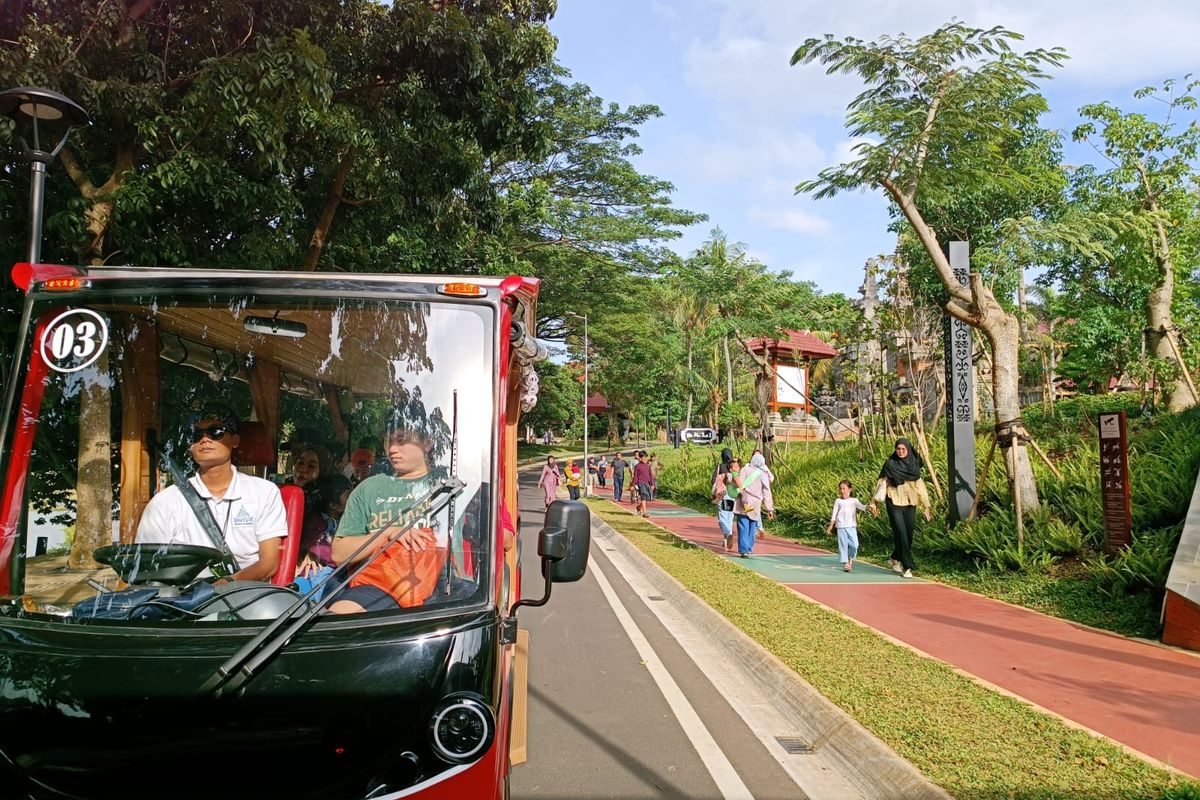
[199,477,465,698]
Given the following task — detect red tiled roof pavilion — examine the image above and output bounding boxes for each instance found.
[746,330,838,360]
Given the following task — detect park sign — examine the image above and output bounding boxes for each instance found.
[1098,411,1132,554]
[943,241,976,525]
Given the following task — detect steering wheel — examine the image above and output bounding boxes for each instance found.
[94,543,225,586]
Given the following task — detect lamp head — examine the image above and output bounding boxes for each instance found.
[0,87,90,162]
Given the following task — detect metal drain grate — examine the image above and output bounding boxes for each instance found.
[645,595,665,601]
[775,736,814,755]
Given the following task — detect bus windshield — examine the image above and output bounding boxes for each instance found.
[1,288,495,624]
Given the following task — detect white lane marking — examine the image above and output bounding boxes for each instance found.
[588,554,754,800]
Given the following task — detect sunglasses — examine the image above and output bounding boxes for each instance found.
[191,425,231,443]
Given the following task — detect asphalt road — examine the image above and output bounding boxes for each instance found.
[509,470,809,800]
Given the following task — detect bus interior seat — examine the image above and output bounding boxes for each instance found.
[232,421,302,585]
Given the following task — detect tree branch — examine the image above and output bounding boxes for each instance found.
[58,147,98,198]
[117,0,162,46]
[906,73,951,200]
[302,149,355,271]
[880,175,971,304]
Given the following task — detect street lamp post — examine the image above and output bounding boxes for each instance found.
[567,312,588,496]
[1,87,90,262]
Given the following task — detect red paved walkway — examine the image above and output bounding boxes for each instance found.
[605,494,1200,777]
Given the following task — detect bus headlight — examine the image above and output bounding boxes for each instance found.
[428,694,494,764]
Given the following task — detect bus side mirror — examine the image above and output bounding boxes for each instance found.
[540,500,590,582]
[509,500,591,622]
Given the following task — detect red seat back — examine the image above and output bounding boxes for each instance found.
[232,421,275,470]
[227,421,301,585]
[274,484,305,585]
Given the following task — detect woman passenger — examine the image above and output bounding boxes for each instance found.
[296,473,353,577]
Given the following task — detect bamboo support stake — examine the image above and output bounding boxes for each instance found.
[910,415,944,501]
[1165,328,1200,404]
[968,436,997,521]
[1008,445,1024,555]
[1026,436,1063,481]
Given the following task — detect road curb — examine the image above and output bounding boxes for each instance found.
[589,512,953,800]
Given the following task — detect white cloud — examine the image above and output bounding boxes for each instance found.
[747,206,832,236]
[656,130,827,183]
[682,0,1200,123]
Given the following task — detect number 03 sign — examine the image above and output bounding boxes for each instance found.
[39,309,110,374]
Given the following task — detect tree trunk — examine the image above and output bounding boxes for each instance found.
[987,315,1040,510]
[881,175,1040,511]
[723,334,734,403]
[1046,321,1058,412]
[605,413,619,446]
[1145,235,1195,411]
[1138,165,1196,412]
[685,336,694,428]
[754,363,774,465]
[69,353,113,569]
[302,149,355,271]
[1017,268,1030,344]
[64,157,127,568]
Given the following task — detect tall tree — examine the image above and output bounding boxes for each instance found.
[0,0,558,273]
[494,67,706,329]
[675,229,840,463]
[791,22,1068,510]
[1072,78,1200,411]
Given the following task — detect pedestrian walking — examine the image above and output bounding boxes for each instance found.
[733,453,774,557]
[826,479,878,572]
[536,456,561,510]
[597,454,608,488]
[873,438,932,578]
[564,459,583,500]
[632,451,654,518]
[711,453,740,552]
[611,452,629,502]
[586,456,598,497]
[750,448,775,538]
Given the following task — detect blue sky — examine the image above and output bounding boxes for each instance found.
[548,0,1199,299]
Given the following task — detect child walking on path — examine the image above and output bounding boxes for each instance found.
[826,480,877,572]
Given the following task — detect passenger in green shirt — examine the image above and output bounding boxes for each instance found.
[329,428,446,613]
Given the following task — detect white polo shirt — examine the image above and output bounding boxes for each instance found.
[136,466,288,570]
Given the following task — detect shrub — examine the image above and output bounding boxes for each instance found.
[1091,524,1182,596]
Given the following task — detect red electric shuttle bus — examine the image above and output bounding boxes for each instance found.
[0,262,590,799]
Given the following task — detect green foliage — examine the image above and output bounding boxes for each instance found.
[791,22,1067,205]
[1091,525,1182,596]
[521,360,579,437]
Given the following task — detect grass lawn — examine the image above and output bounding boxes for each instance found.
[515,443,585,461]
[587,500,1200,800]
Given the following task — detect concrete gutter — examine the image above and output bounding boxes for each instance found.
[590,513,952,800]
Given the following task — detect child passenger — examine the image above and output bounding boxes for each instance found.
[826,480,878,573]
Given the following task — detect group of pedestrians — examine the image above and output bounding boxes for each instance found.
[536,437,933,577]
[535,450,661,514]
[704,438,931,575]
[710,448,776,557]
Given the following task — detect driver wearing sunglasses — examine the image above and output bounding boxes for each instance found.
[135,402,288,582]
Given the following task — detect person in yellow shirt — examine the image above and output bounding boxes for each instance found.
[564,459,583,500]
[871,438,932,578]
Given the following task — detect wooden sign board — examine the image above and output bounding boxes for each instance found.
[1098,411,1131,554]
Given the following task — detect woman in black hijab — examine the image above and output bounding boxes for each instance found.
[874,438,932,578]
